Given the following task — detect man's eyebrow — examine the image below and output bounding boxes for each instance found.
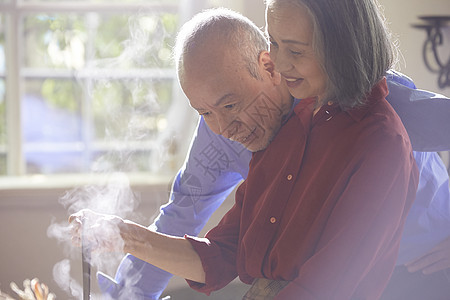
[191,93,235,111]
[214,93,235,107]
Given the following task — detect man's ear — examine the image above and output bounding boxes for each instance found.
[259,51,281,85]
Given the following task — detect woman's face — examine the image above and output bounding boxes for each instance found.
[266,2,328,102]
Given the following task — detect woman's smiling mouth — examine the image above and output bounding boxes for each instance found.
[284,76,303,88]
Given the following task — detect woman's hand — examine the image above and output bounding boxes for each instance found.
[69,209,125,253]
[405,236,450,274]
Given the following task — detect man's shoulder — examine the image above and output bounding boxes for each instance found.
[386,70,416,89]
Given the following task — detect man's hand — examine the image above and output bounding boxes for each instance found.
[405,236,450,274]
[97,270,172,300]
[69,209,125,253]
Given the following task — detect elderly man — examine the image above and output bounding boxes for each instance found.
[95,8,450,300]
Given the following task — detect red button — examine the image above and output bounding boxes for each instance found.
[270,217,277,224]
[287,174,293,181]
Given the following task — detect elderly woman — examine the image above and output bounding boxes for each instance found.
[70,1,418,299]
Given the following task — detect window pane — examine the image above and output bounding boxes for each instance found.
[23,12,178,69]
[91,79,172,141]
[0,18,4,74]
[0,78,5,176]
[0,78,6,175]
[23,79,85,174]
[22,77,174,174]
[23,14,87,69]
[89,79,172,173]
[0,14,6,175]
[94,13,178,68]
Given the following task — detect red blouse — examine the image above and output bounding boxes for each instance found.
[186,78,419,299]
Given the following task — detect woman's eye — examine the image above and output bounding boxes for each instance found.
[290,50,302,56]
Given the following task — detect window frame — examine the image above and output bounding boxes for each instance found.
[0,0,203,181]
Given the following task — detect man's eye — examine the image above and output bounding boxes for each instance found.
[290,50,302,55]
[224,104,235,109]
[200,112,211,117]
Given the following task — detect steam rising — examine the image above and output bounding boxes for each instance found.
[47,172,139,299]
[47,11,176,299]
[52,260,82,299]
[59,172,139,217]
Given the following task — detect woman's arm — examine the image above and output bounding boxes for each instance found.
[121,219,206,283]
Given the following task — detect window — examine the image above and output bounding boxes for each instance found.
[0,13,6,173]
[0,0,203,179]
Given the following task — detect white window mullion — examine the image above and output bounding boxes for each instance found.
[79,13,98,172]
[5,1,25,175]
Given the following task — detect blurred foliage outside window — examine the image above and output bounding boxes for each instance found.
[0,1,184,176]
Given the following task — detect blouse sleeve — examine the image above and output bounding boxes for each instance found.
[184,182,246,295]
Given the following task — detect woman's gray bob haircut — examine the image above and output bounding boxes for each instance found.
[266,0,396,109]
[173,8,269,83]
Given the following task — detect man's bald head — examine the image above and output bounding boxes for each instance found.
[173,8,269,84]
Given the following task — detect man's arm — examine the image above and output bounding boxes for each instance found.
[396,151,450,265]
[97,117,251,299]
[386,70,450,152]
[152,117,251,236]
[386,72,450,268]
[405,236,450,275]
[398,151,450,274]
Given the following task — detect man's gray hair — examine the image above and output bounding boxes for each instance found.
[173,8,269,83]
[266,0,396,109]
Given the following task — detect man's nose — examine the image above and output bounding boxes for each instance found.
[217,115,239,140]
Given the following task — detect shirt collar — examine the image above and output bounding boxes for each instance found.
[281,97,302,125]
[292,77,389,124]
[345,77,389,122]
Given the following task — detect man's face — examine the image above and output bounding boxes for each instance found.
[181,45,292,152]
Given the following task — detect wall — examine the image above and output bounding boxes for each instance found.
[0,182,170,298]
[380,0,450,94]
